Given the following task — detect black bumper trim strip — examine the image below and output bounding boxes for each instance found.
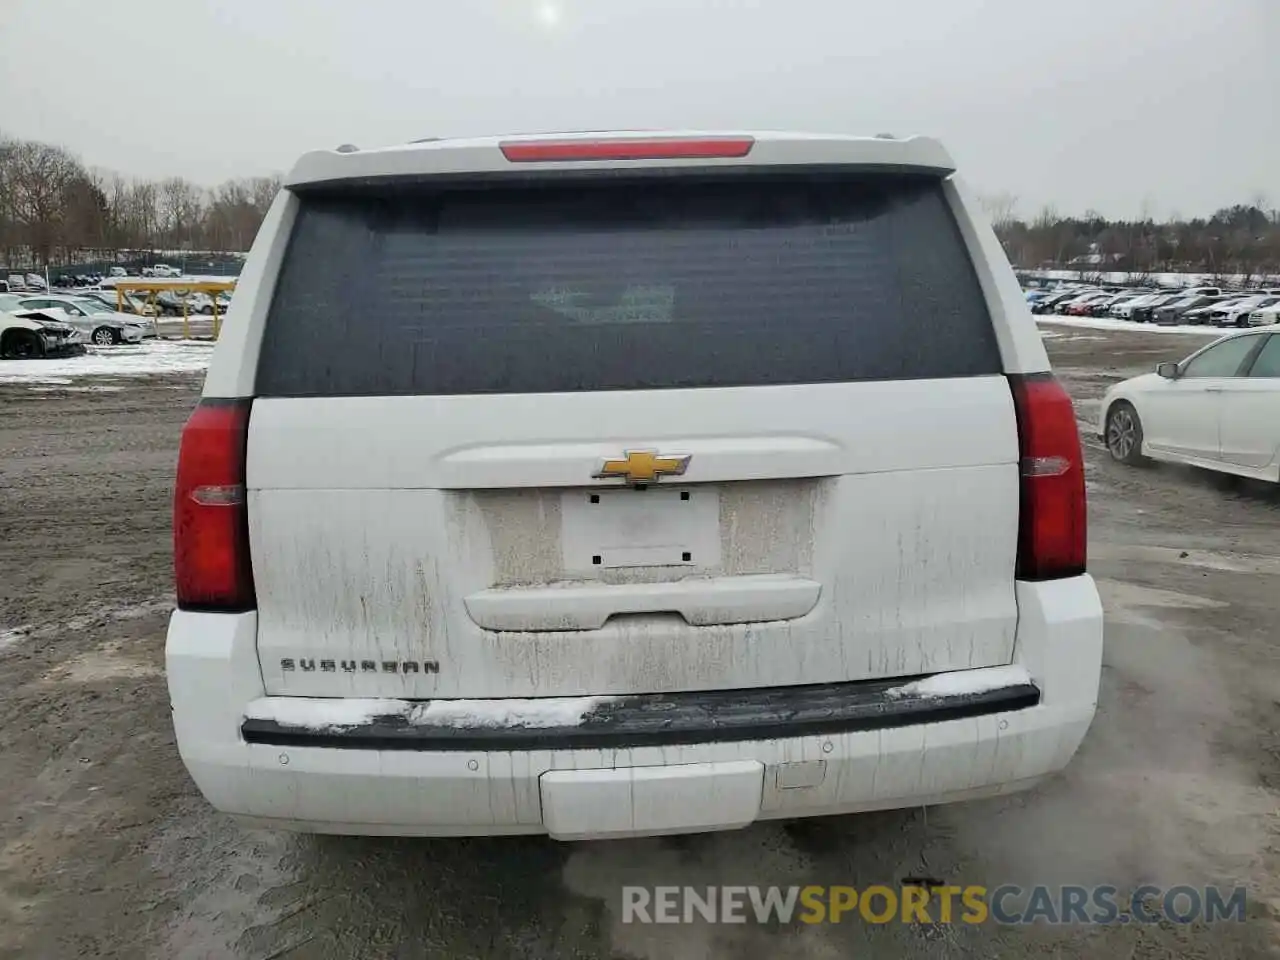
[240,677,1040,752]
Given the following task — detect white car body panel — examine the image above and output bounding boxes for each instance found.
[249,378,1022,699]
[1,310,58,338]
[2,313,44,335]
[1135,372,1228,461]
[945,177,1047,372]
[1219,377,1280,469]
[168,130,1102,839]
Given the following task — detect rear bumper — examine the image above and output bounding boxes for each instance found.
[241,673,1041,752]
[166,575,1103,840]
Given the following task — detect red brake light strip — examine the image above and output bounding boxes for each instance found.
[500,137,755,163]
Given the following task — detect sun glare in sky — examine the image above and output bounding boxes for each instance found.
[536,2,562,28]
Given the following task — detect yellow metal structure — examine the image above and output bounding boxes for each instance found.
[111,279,237,340]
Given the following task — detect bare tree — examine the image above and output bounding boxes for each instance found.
[0,133,16,266]
[5,139,86,267]
[249,174,282,214]
[125,179,160,252]
[977,191,1019,232]
[61,172,110,260]
[160,177,204,248]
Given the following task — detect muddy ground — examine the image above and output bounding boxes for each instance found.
[1,327,1278,959]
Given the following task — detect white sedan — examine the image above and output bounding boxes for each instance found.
[1099,329,1280,482]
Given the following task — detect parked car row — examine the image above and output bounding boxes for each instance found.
[142,289,233,316]
[1027,284,1280,327]
[1,273,49,294]
[49,273,109,288]
[3,264,199,294]
[43,284,233,317]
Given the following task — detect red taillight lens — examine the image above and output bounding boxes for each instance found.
[174,398,255,611]
[1009,374,1087,581]
[499,137,755,163]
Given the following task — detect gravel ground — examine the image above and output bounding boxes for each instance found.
[0,328,1278,959]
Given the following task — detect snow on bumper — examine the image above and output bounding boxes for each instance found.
[165,576,1103,839]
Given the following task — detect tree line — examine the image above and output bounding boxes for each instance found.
[979,192,1280,283]
[3,129,1278,281]
[0,132,282,270]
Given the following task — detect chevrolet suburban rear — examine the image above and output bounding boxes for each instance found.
[165,131,1103,840]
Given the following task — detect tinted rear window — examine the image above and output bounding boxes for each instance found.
[256,174,1000,397]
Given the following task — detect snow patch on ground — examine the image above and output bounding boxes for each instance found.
[886,665,1033,699]
[44,639,164,683]
[247,695,614,731]
[0,340,213,383]
[1040,330,1108,341]
[62,598,172,632]
[1037,317,1223,336]
[1023,269,1280,287]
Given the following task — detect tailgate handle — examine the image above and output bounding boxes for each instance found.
[464,575,821,632]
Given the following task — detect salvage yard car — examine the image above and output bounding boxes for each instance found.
[1154,293,1232,325]
[0,307,84,359]
[167,131,1103,841]
[81,290,161,319]
[16,295,146,345]
[1248,304,1280,327]
[1207,295,1280,327]
[1101,328,1280,481]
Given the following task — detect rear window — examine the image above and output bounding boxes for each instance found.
[256,174,1001,397]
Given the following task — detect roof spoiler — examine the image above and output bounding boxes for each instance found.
[284,132,956,189]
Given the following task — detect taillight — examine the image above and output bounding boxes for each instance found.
[1009,374,1086,580]
[174,398,255,611]
[499,136,755,163]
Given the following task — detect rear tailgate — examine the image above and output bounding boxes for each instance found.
[246,170,1019,699]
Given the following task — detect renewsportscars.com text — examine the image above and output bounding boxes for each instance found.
[621,885,1247,926]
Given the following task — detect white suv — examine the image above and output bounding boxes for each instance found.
[166,131,1103,841]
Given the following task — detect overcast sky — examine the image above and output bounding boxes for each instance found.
[1,0,1276,219]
